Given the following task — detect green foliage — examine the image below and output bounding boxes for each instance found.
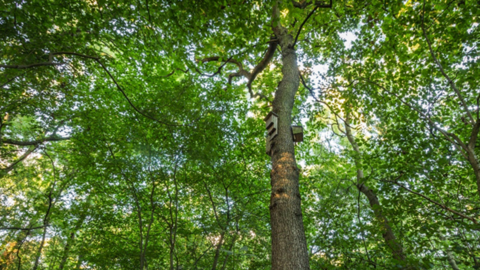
[1,0,479,269]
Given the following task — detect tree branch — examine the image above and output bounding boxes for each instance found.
[386,179,477,224]
[0,62,65,69]
[0,226,44,231]
[1,76,19,88]
[293,6,319,47]
[2,135,71,146]
[50,52,100,61]
[200,39,278,101]
[468,119,480,151]
[95,59,180,126]
[421,0,474,124]
[366,79,470,160]
[0,52,99,70]
[1,145,38,174]
[292,0,310,8]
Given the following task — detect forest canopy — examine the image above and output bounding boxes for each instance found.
[1,0,479,269]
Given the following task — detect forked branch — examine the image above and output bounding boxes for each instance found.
[200,39,278,101]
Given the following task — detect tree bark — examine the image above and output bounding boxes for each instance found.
[268,4,310,269]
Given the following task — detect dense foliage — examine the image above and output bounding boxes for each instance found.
[1,0,479,269]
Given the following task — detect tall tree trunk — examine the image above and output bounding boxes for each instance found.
[33,191,54,270]
[344,114,406,262]
[268,4,310,269]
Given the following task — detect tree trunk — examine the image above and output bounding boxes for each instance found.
[211,231,225,270]
[357,184,405,261]
[58,232,74,270]
[446,249,460,270]
[344,114,406,262]
[268,5,310,269]
[59,213,86,270]
[221,233,237,270]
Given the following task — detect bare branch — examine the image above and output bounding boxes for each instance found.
[201,56,245,71]
[247,40,278,92]
[201,39,278,101]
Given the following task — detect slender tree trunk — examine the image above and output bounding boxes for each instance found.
[445,248,460,270]
[221,233,237,270]
[211,231,225,270]
[58,232,74,270]
[268,4,310,269]
[357,184,405,261]
[59,213,86,270]
[344,114,406,262]
[33,191,55,270]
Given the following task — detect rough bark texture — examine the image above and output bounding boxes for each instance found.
[345,115,406,262]
[269,15,310,269]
